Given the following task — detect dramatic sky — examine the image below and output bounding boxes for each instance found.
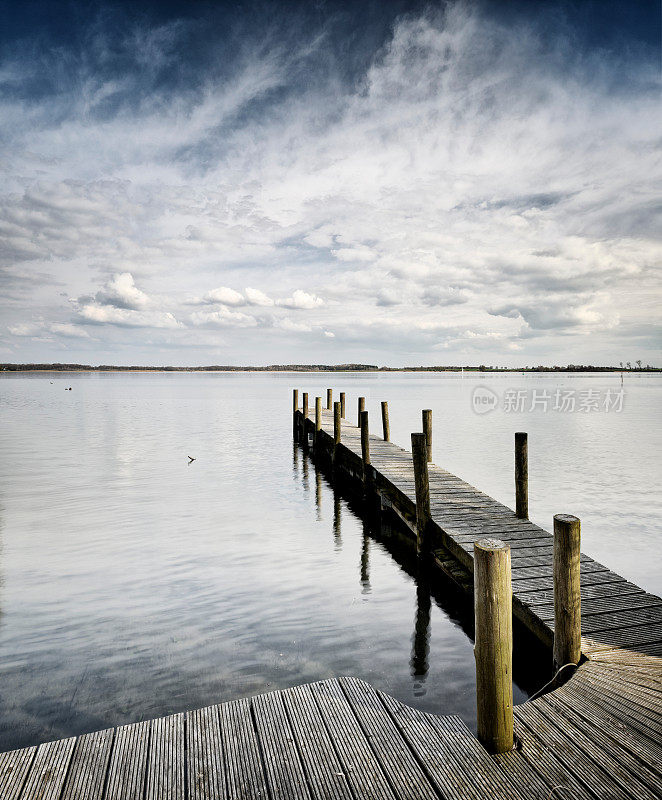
[1,0,660,366]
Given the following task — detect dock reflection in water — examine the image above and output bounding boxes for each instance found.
[299,444,552,704]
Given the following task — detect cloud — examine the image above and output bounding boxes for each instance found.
[203,287,245,306]
[244,287,274,306]
[0,3,659,365]
[94,272,150,309]
[277,290,324,310]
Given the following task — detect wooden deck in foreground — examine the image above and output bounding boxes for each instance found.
[2,404,660,798]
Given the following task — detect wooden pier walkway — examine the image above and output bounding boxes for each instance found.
[1,399,660,799]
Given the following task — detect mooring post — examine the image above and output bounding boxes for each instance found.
[474,538,514,754]
[293,389,299,440]
[333,400,341,454]
[381,401,390,441]
[515,432,528,519]
[553,514,581,669]
[360,411,370,476]
[422,409,432,462]
[302,393,309,448]
[340,392,346,418]
[315,396,322,446]
[327,388,333,410]
[411,433,430,552]
[358,396,365,426]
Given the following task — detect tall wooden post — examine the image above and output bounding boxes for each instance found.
[422,409,432,462]
[474,538,513,754]
[360,410,370,472]
[340,392,346,418]
[381,401,390,441]
[515,432,528,519]
[333,401,341,451]
[358,396,365,426]
[302,393,309,449]
[411,433,430,552]
[553,514,581,669]
[293,389,299,440]
[315,396,322,445]
[326,388,333,410]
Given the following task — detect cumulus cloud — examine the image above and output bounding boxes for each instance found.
[277,290,324,310]
[94,272,150,309]
[244,287,274,306]
[203,287,245,306]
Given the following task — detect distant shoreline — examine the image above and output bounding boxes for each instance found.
[1,363,659,374]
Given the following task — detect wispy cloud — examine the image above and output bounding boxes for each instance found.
[0,2,659,364]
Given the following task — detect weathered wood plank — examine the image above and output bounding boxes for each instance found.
[220,697,269,800]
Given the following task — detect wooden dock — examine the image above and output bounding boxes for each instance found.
[1,396,660,799]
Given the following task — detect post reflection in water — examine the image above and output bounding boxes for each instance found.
[301,449,309,492]
[315,464,322,522]
[333,490,342,549]
[411,569,432,695]
[292,441,299,479]
[360,520,371,593]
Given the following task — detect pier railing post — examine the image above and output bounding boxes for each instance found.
[515,432,528,519]
[327,388,333,410]
[360,410,370,481]
[381,401,390,441]
[411,433,430,553]
[358,397,365,426]
[293,389,299,440]
[474,538,514,754]
[333,401,341,456]
[340,392,346,418]
[422,409,432,462]
[302,393,309,448]
[315,396,322,446]
[553,514,581,669]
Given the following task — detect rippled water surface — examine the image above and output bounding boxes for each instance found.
[0,371,659,750]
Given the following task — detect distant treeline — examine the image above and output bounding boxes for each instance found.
[1,363,659,373]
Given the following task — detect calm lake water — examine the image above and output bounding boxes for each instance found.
[0,371,660,750]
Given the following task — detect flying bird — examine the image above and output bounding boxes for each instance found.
[188,456,196,463]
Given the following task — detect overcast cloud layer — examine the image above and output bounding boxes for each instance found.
[1,1,660,366]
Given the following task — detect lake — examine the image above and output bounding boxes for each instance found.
[0,370,659,751]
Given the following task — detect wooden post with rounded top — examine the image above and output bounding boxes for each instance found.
[302,393,309,448]
[553,514,581,669]
[293,389,299,440]
[357,397,365,426]
[333,401,341,452]
[360,410,370,472]
[515,432,528,519]
[315,396,322,445]
[340,392,346,418]
[326,388,333,410]
[422,409,432,462]
[381,401,390,441]
[411,433,430,553]
[474,538,514,754]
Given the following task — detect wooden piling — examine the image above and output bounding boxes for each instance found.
[422,409,432,462]
[381,401,390,441]
[474,538,514,754]
[358,397,365,426]
[293,389,299,440]
[360,410,370,469]
[293,389,298,413]
[340,392,346,418]
[515,432,528,519]
[315,396,322,443]
[553,514,581,669]
[302,393,309,448]
[333,401,341,449]
[326,388,332,410]
[411,433,430,552]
